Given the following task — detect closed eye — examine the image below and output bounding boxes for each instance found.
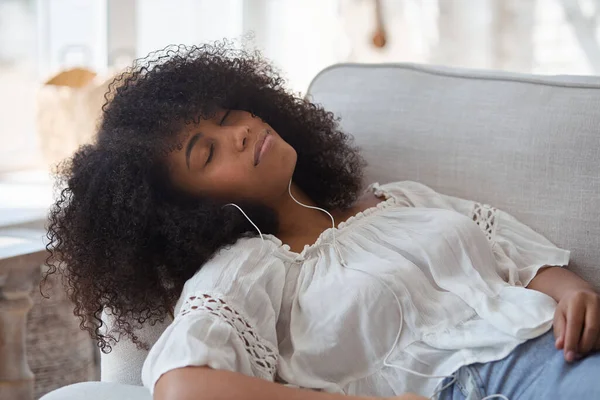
[205,143,214,166]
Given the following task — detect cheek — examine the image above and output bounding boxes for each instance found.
[206,162,256,199]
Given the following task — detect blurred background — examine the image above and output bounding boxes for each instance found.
[3,0,600,174]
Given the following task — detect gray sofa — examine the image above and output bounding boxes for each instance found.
[41,63,600,400]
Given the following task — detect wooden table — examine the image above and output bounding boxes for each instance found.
[0,171,52,400]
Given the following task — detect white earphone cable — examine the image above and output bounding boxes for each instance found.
[223,203,266,253]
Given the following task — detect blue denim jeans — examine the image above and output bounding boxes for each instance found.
[437,331,600,400]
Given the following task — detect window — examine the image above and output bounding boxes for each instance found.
[2,0,599,173]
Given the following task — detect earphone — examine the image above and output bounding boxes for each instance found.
[224,180,509,400]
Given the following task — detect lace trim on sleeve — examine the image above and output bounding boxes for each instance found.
[179,293,278,378]
[471,202,498,241]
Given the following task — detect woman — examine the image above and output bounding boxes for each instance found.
[46,42,600,400]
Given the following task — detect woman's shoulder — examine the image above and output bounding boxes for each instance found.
[179,236,285,300]
[369,180,475,213]
[368,180,440,207]
[213,236,280,263]
[370,180,435,196]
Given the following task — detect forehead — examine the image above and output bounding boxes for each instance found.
[177,109,223,137]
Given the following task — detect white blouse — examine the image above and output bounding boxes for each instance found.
[141,181,570,398]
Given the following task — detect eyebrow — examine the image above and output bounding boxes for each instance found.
[185,133,202,170]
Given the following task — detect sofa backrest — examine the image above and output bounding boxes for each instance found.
[102,63,600,385]
[308,63,600,290]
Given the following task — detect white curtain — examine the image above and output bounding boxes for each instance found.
[135,0,348,94]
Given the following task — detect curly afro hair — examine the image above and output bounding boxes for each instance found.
[45,41,365,352]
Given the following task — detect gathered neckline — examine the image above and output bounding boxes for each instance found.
[265,183,398,262]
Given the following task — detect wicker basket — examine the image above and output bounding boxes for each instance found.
[36,68,113,169]
[26,268,99,399]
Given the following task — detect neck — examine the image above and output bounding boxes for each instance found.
[274,183,334,241]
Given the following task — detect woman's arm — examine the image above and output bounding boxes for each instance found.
[527,266,594,302]
[154,367,425,400]
[528,267,600,361]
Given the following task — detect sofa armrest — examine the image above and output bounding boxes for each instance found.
[40,382,151,400]
[100,311,171,385]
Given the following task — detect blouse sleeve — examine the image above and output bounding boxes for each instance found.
[141,237,286,394]
[376,181,570,287]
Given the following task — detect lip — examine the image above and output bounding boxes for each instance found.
[254,131,272,166]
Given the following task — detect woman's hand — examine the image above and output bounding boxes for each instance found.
[553,288,600,362]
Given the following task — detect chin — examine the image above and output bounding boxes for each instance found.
[283,147,298,178]
[271,151,297,194]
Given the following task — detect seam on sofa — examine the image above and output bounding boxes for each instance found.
[306,63,600,95]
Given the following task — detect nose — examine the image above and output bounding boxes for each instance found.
[232,125,250,152]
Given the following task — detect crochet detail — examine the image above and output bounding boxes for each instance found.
[472,203,497,241]
[179,293,277,378]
